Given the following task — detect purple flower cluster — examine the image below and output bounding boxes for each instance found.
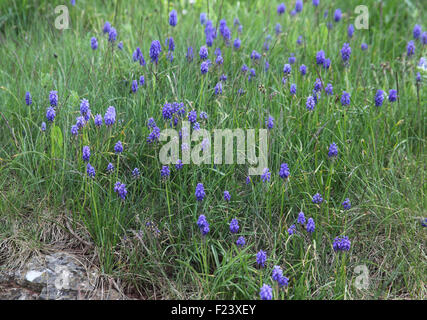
[229,218,239,233]
[132,47,146,66]
[160,165,170,178]
[114,140,123,154]
[215,82,223,95]
[114,182,127,199]
[71,125,78,136]
[186,46,194,62]
[236,236,246,247]
[333,236,351,251]
[279,163,290,179]
[323,58,331,70]
[251,50,261,61]
[316,50,325,65]
[108,27,117,43]
[342,198,351,210]
[80,99,91,122]
[288,224,296,235]
[291,212,315,234]
[197,215,210,236]
[407,40,415,57]
[204,20,217,47]
[312,193,323,204]
[195,183,205,201]
[261,168,271,182]
[413,24,422,39]
[94,114,103,127]
[175,159,183,170]
[328,142,338,158]
[248,68,256,81]
[275,23,282,35]
[49,90,58,106]
[131,80,138,93]
[277,3,286,15]
[256,250,267,267]
[149,40,162,64]
[162,103,174,120]
[233,38,241,50]
[132,168,140,178]
[76,116,85,129]
[341,43,352,63]
[104,106,116,126]
[314,78,322,92]
[300,64,307,76]
[348,24,354,38]
[325,83,333,95]
[82,146,90,162]
[306,95,316,111]
[107,163,114,173]
[341,91,351,106]
[25,92,32,105]
[215,55,223,65]
[297,212,306,225]
[388,89,397,102]
[334,9,342,22]
[91,37,98,50]
[200,13,207,25]
[295,0,303,13]
[259,284,272,300]
[199,46,208,60]
[46,106,56,122]
[306,218,315,233]
[103,21,111,34]
[201,60,210,74]
[86,163,95,178]
[265,116,274,130]
[169,10,177,27]
[272,266,289,288]
[290,84,297,95]
[219,19,231,44]
[188,110,197,124]
[223,190,231,202]
[283,63,292,75]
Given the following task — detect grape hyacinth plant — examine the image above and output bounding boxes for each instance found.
[1,0,424,302]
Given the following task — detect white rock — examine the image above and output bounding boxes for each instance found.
[25,270,44,282]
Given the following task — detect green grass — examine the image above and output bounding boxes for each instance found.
[0,0,426,299]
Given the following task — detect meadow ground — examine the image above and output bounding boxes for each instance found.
[0,0,426,300]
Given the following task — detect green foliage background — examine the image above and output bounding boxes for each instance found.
[0,0,425,299]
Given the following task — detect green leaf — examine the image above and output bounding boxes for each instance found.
[40,72,53,89]
[50,124,63,159]
[69,90,79,107]
[319,23,328,48]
